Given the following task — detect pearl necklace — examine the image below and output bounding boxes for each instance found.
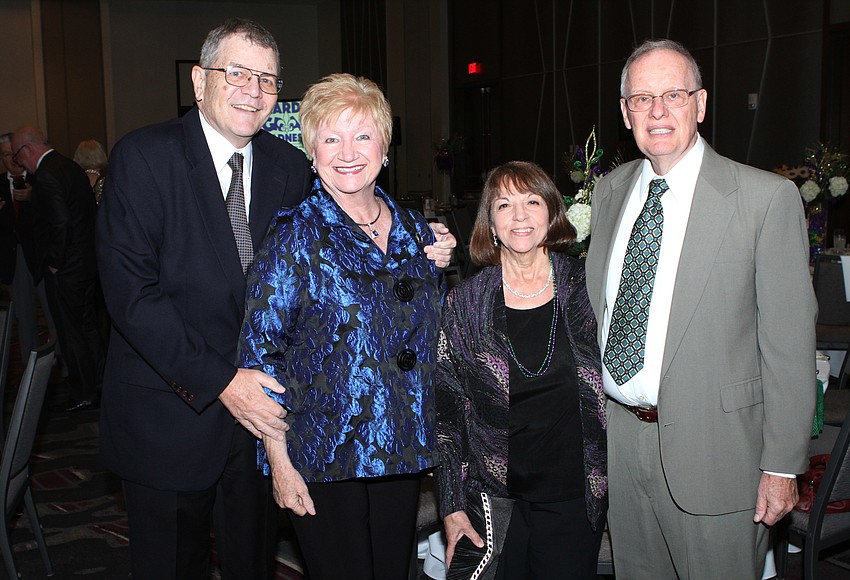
[505,259,558,378]
[352,200,382,238]
[502,259,554,299]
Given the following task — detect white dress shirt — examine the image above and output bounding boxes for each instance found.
[601,137,705,407]
[198,112,253,219]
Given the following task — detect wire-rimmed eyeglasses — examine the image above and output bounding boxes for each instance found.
[623,89,701,112]
[11,144,29,166]
[202,65,283,95]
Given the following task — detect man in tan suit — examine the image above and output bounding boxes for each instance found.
[585,39,817,578]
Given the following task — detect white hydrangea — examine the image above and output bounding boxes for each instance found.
[800,179,821,203]
[830,176,849,197]
[567,202,592,243]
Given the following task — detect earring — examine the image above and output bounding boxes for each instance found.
[492,232,499,246]
[382,157,389,168]
[310,165,317,174]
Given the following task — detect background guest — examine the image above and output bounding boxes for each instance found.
[238,73,446,580]
[11,126,102,411]
[73,139,108,204]
[585,38,816,578]
[436,161,607,579]
[0,132,59,361]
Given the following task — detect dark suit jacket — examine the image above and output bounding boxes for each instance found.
[585,143,817,515]
[0,173,39,283]
[0,176,14,284]
[31,151,98,283]
[96,107,310,491]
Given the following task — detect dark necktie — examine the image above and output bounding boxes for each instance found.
[226,152,253,274]
[603,177,669,385]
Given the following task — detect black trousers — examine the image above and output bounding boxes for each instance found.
[44,268,103,401]
[495,496,603,580]
[289,473,422,580]
[122,426,277,580]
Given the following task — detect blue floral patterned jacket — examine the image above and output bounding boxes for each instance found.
[238,181,443,482]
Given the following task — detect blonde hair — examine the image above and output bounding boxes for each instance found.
[300,73,392,158]
[73,139,108,171]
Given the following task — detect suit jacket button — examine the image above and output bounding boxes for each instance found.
[397,348,416,371]
[187,394,195,401]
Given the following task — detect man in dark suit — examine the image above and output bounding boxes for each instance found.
[0,132,59,361]
[10,126,102,409]
[585,39,816,578]
[97,18,303,580]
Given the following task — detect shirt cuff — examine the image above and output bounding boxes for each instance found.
[763,470,796,479]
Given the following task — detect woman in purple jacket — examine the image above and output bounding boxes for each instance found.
[435,161,607,580]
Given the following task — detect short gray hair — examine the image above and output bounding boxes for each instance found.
[198,17,280,73]
[0,133,11,145]
[620,38,702,97]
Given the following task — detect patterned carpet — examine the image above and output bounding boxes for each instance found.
[2,329,305,580]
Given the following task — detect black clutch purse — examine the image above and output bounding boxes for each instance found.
[447,491,514,580]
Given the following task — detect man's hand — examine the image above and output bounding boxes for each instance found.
[753,472,799,525]
[425,221,457,268]
[218,368,288,441]
[443,510,484,570]
[12,184,31,201]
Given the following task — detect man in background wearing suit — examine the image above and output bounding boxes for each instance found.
[10,126,102,411]
[97,17,454,580]
[0,133,60,362]
[586,39,817,578]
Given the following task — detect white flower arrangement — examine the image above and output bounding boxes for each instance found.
[562,127,618,258]
[801,180,821,203]
[830,176,849,197]
[567,202,592,243]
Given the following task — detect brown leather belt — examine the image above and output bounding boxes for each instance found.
[621,403,658,423]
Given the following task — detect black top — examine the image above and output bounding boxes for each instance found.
[505,298,584,502]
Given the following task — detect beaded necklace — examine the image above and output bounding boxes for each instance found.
[504,256,558,378]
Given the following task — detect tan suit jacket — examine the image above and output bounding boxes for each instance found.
[585,143,817,515]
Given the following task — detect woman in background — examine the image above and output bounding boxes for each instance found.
[73,139,108,204]
[436,161,607,579]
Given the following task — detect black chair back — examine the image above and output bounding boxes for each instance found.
[814,255,850,326]
[0,341,56,579]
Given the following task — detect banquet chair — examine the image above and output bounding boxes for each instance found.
[0,341,56,579]
[813,255,850,389]
[774,406,850,579]
[408,475,442,580]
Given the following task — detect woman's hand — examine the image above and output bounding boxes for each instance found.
[443,510,484,570]
[263,434,316,516]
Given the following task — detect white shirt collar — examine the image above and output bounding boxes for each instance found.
[638,135,705,204]
[198,111,254,178]
[35,149,54,170]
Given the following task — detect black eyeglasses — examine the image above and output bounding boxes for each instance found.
[624,89,701,112]
[202,65,283,95]
[11,143,29,166]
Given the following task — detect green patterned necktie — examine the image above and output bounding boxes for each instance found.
[603,178,668,385]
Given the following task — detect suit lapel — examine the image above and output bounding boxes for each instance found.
[591,161,642,323]
[661,146,737,377]
[250,134,289,248]
[182,109,247,308]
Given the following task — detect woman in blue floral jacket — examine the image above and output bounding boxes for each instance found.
[238,74,452,580]
[436,161,607,579]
